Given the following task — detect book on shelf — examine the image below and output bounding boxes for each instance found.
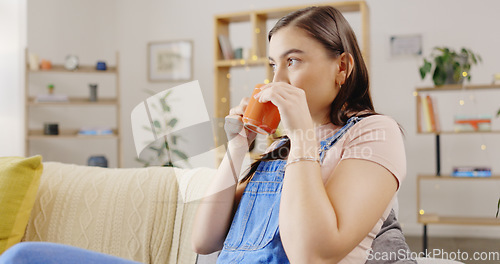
[418,94,439,133]
[35,94,69,102]
[454,115,492,132]
[78,126,113,136]
[416,95,422,133]
[452,166,492,177]
[218,34,233,60]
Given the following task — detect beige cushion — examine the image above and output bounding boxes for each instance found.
[23,162,216,264]
[0,155,43,254]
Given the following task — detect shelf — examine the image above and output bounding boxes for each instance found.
[417,130,500,135]
[28,129,118,139]
[28,97,118,106]
[28,65,117,74]
[418,174,500,180]
[415,84,500,92]
[215,1,364,22]
[418,214,500,226]
[215,58,269,68]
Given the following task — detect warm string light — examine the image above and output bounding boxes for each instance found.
[419,209,425,215]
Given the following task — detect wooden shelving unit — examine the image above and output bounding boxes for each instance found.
[213,1,370,165]
[24,50,122,167]
[28,65,118,74]
[28,97,118,106]
[415,84,500,252]
[27,129,119,139]
[415,83,500,92]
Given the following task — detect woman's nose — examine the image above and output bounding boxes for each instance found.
[272,66,289,84]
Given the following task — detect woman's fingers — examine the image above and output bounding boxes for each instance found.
[224,115,244,136]
[255,82,301,106]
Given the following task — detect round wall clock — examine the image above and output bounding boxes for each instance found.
[64,55,79,70]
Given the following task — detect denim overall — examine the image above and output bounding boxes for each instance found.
[217,117,364,263]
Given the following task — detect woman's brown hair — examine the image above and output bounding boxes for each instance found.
[239,6,376,183]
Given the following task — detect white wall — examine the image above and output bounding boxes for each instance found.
[3,0,500,238]
[0,0,26,157]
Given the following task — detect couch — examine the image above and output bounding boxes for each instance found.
[3,159,462,264]
[20,161,217,264]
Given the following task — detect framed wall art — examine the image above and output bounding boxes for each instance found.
[148,40,193,82]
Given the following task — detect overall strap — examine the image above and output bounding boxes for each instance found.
[319,116,364,163]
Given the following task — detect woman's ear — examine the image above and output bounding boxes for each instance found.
[335,53,354,85]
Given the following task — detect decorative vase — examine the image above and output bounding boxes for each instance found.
[89,84,98,102]
[87,155,108,167]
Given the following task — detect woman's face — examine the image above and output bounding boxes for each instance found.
[269,26,341,125]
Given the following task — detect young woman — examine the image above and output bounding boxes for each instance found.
[192,6,407,264]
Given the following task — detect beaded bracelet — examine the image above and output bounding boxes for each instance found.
[285,156,320,169]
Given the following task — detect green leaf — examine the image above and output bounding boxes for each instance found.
[497,108,500,118]
[160,99,170,112]
[168,118,178,128]
[432,63,447,86]
[153,120,161,129]
[171,135,178,145]
[172,149,189,160]
[419,59,432,79]
[162,90,173,100]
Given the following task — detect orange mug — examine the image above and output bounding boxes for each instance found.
[242,84,281,135]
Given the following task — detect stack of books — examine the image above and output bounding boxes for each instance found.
[452,166,492,177]
[454,115,492,132]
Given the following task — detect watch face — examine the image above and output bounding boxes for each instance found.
[64,55,79,70]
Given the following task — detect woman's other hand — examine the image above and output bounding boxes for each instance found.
[224,97,257,148]
[253,82,314,142]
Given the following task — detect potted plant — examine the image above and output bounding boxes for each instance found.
[136,89,189,167]
[419,47,482,86]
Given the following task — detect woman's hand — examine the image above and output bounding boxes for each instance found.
[224,97,257,148]
[253,82,315,143]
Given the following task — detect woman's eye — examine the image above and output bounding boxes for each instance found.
[269,63,277,71]
[287,58,298,67]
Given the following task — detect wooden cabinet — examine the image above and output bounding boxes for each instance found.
[213,1,370,164]
[415,84,500,252]
[24,51,122,167]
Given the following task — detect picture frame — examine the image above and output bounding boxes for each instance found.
[148,40,193,82]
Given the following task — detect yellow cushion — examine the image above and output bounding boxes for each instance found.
[0,155,43,254]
